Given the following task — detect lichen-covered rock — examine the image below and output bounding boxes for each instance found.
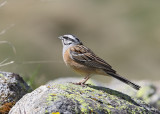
[9,82,160,114]
[108,80,160,110]
[50,77,160,110]
[0,71,31,113]
[49,77,160,109]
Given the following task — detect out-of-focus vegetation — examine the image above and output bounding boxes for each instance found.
[0,0,160,88]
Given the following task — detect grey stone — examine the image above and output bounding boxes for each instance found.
[9,82,160,114]
[107,80,160,110]
[0,71,31,113]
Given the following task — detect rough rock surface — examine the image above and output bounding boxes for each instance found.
[9,82,160,114]
[52,77,160,110]
[108,80,160,110]
[0,71,31,113]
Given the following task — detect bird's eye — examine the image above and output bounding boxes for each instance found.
[63,36,75,42]
[63,36,69,40]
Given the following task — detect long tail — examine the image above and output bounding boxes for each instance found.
[107,72,141,90]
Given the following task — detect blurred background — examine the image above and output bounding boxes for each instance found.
[0,0,160,89]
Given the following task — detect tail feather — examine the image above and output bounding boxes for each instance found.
[107,72,141,90]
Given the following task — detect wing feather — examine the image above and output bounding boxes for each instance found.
[70,45,116,73]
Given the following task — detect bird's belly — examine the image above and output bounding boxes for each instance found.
[67,60,95,76]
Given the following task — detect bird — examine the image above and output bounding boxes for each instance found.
[58,34,141,90]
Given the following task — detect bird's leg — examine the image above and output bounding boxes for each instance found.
[80,76,90,85]
[72,76,90,86]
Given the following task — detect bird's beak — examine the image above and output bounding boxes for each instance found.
[58,36,63,40]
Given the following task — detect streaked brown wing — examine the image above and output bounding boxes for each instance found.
[70,45,116,73]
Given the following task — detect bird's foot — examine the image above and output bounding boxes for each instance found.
[70,82,87,87]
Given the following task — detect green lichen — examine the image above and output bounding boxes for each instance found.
[45,110,49,113]
[47,93,59,105]
[45,83,158,113]
[0,73,4,77]
[157,101,160,110]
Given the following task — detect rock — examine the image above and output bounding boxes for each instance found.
[0,71,31,113]
[108,80,160,110]
[9,82,160,114]
[49,77,160,110]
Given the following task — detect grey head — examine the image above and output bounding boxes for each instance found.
[58,34,83,55]
[58,34,83,46]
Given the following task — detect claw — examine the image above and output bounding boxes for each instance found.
[69,76,90,87]
[70,82,86,87]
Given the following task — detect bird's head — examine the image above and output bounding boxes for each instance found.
[58,34,83,46]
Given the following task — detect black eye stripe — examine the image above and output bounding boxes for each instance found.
[70,38,75,42]
[75,38,80,42]
[63,36,69,39]
[63,36,75,42]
